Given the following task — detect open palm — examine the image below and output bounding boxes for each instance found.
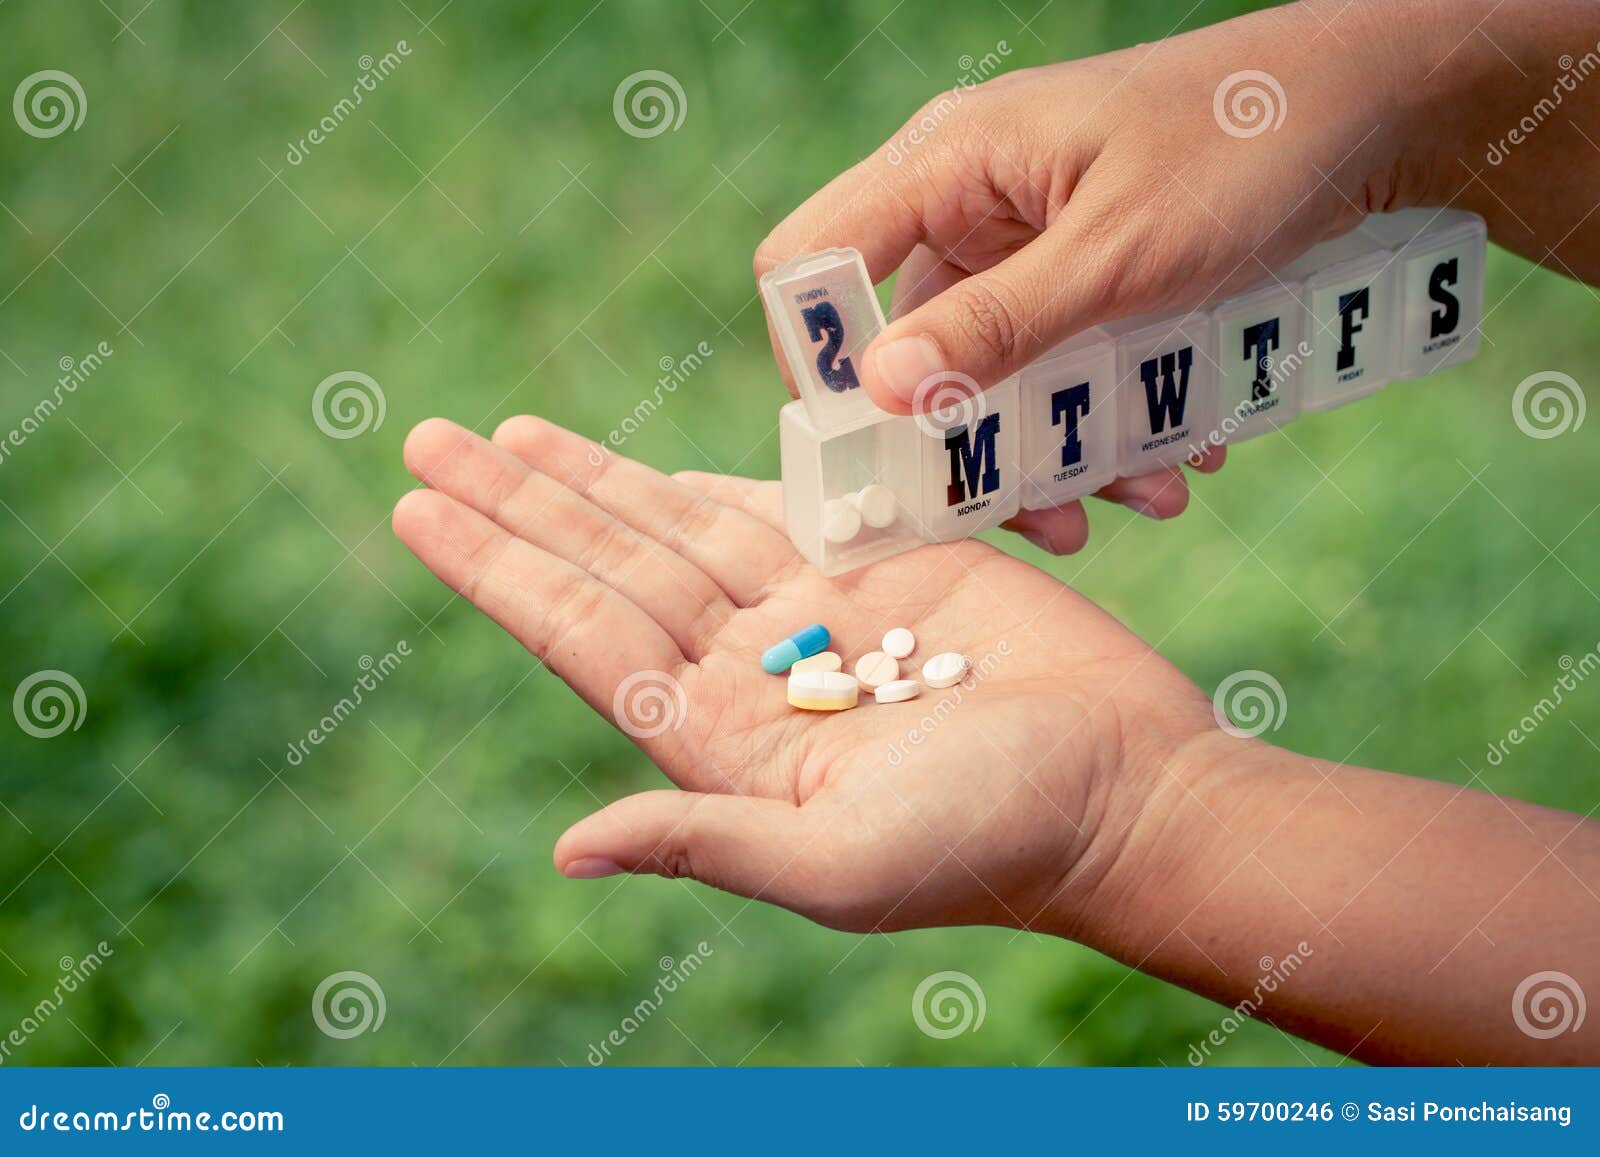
[393,416,1214,934]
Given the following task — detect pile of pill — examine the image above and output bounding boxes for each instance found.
[761,623,972,712]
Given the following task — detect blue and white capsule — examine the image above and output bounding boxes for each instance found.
[761,624,830,675]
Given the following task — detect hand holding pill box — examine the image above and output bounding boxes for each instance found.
[763,210,1487,575]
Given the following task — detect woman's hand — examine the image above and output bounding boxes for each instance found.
[757,0,1463,553]
[394,415,1600,1064]
[392,416,1215,938]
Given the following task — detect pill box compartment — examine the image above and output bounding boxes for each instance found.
[779,401,924,577]
[910,376,1023,542]
[1208,276,1307,444]
[1018,329,1119,510]
[759,248,887,433]
[1290,229,1396,412]
[1363,209,1486,379]
[1109,310,1218,475]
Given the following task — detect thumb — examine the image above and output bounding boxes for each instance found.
[860,227,1108,414]
[554,789,826,913]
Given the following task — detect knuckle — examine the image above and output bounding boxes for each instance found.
[948,278,1024,368]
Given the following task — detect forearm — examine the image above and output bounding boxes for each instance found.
[1065,730,1600,1064]
[1344,0,1600,282]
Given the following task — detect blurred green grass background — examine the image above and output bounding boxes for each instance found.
[1,0,1596,1066]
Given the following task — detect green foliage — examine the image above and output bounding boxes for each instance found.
[0,0,1593,1067]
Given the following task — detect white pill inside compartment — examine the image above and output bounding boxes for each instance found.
[850,484,898,529]
[822,497,863,543]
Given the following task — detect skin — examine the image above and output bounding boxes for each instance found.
[394,0,1600,1063]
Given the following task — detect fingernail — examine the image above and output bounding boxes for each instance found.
[1125,498,1163,520]
[1020,529,1051,553]
[871,336,945,404]
[562,857,624,879]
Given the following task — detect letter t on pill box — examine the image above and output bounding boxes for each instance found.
[1018,328,1118,509]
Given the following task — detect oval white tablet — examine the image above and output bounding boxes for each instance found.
[921,652,971,689]
[787,669,859,710]
[852,484,897,529]
[822,498,862,543]
[791,651,842,674]
[853,650,899,689]
[873,679,920,704]
[881,627,915,659]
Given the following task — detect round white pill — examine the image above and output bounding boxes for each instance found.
[791,651,842,674]
[881,627,915,659]
[873,679,920,704]
[922,652,971,689]
[853,651,899,690]
[822,498,862,543]
[852,484,897,529]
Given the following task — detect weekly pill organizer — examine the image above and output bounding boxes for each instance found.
[762,208,1487,576]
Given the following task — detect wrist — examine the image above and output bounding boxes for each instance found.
[1039,717,1308,956]
[1305,0,1558,212]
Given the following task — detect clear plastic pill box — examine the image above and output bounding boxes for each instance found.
[766,211,1487,576]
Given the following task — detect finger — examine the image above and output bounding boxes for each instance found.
[1094,467,1191,520]
[392,489,690,747]
[1003,502,1090,556]
[858,227,1105,414]
[888,245,965,319]
[1188,443,1227,474]
[404,419,735,659]
[555,789,830,918]
[755,152,928,287]
[492,415,796,606]
[671,471,784,533]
